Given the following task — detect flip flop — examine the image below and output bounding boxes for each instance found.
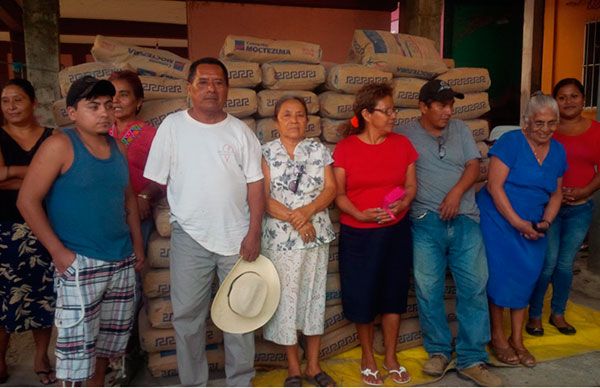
[305,371,336,387]
[284,375,303,387]
[360,368,383,386]
[35,370,57,386]
[383,364,411,384]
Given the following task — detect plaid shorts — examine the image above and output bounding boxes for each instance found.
[54,253,136,382]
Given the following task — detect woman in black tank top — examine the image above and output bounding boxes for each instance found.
[0,79,56,385]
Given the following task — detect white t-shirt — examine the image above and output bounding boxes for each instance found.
[144,111,263,255]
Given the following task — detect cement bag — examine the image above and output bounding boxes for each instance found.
[325,273,341,306]
[224,88,257,118]
[394,109,420,127]
[139,98,188,129]
[148,350,178,378]
[139,309,176,352]
[392,78,426,108]
[146,296,173,329]
[91,35,190,79]
[153,198,171,238]
[140,76,187,100]
[477,141,489,158]
[409,274,456,299]
[257,90,319,117]
[452,92,490,120]
[328,203,340,223]
[402,297,457,321]
[321,118,345,144]
[478,158,490,182]
[147,231,170,269]
[349,30,447,79]
[222,60,261,88]
[326,64,392,94]
[318,324,359,360]
[436,67,491,94]
[330,222,340,247]
[323,304,350,334]
[58,62,131,97]
[143,268,170,298]
[241,117,256,132]
[443,58,456,69]
[373,319,458,354]
[318,92,354,119]
[255,115,321,144]
[261,63,325,90]
[255,339,304,368]
[52,99,73,127]
[220,35,322,64]
[206,343,226,371]
[465,119,490,142]
[327,244,339,274]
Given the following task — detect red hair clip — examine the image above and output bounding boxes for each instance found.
[350,115,359,128]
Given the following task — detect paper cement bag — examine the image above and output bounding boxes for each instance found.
[147,231,170,269]
[58,62,132,97]
[91,35,190,79]
[146,296,173,329]
[452,92,490,120]
[392,77,426,108]
[255,115,321,144]
[241,117,256,132]
[394,109,421,127]
[139,98,188,129]
[140,76,187,100]
[153,198,171,238]
[477,141,490,158]
[221,35,321,64]
[224,88,257,118]
[349,30,447,79]
[52,99,73,127]
[436,67,491,94]
[326,64,392,94]
[318,92,355,120]
[320,118,345,144]
[143,268,170,298]
[325,272,341,306]
[222,60,261,88]
[464,119,490,142]
[323,304,350,334]
[318,324,359,360]
[327,244,339,273]
[257,90,319,117]
[261,63,325,90]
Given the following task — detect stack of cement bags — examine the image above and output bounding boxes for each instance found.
[220,35,324,144]
[52,35,191,130]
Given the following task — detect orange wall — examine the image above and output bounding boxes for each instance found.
[542,0,600,118]
[187,2,391,64]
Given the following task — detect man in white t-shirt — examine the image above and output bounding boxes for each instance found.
[144,57,265,386]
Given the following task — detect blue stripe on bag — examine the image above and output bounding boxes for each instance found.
[363,30,388,53]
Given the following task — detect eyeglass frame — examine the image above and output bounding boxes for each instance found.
[531,120,559,130]
[371,108,396,117]
[288,164,306,194]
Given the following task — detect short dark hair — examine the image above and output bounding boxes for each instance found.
[343,83,393,137]
[109,70,145,100]
[274,95,308,117]
[3,78,36,102]
[188,57,229,85]
[552,78,584,98]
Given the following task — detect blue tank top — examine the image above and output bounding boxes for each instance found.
[46,128,133,261]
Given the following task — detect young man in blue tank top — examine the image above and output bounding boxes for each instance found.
[17,76,146,386]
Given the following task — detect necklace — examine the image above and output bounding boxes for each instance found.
[526,138,547,165]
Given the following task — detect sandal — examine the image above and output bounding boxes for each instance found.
[508,338,536,367]
[360,368,383,386]
[489,343,519,365]
[35,369,57,386]
[284,375,303,387]
[305,371,336,387]
[383,364,411,384]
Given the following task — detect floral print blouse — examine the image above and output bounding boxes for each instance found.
[262,138,335,251]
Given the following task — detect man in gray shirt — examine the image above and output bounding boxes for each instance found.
[396,80,501,387]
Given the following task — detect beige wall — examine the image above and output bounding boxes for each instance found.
[187,2,391,64]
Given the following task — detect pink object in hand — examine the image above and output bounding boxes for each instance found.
[382,187,407,220]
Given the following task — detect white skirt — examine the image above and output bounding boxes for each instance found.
[262,245,329,345]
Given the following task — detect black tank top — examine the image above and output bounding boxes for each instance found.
[0,127,53,222]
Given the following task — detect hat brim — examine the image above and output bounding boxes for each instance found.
[435,89,464,101]
[211,255,281,334]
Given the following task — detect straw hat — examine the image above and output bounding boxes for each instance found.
[211,255,281,334]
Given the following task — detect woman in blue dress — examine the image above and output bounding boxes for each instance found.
[477,93,566,367]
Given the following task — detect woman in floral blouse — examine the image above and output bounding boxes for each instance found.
[261,96,337,387]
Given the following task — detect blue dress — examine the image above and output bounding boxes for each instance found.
[477,130,566,308]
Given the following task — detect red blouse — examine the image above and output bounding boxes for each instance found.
[553,120,600,189]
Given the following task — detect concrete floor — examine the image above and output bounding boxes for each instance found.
[2,255,599,387]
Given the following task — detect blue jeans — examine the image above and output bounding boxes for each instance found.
[411,211,490,370]
[529,201,594,318]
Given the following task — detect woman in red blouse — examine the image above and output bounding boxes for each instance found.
[333,84,417,386]
[527,78,600,336]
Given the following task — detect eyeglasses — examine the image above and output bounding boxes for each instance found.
[532,120,559,130]
[372,108,396,117]
[288,164,305,193]
[437,136,446,159]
